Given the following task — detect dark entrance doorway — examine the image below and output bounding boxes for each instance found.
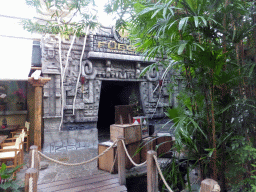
[97,81,140,141]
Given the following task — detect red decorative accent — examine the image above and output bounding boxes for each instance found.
[13,88,26,99]
[80,76,86,85]
[159,79,163,87]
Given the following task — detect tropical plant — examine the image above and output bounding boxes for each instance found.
[22,0,98,37]
[105,0,256,191]
[0,163,24,192]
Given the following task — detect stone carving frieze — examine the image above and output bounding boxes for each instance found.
[63,79,101,124]
[140,81,165,118]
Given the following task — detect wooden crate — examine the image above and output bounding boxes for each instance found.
[98,141,118,173]
[98,141,141,173]
[140,137,156,163]
[110,124,142,145]
[156,133,174,157]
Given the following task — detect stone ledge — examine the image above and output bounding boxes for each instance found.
[88,51,156,62]
[0,110,27,115]
[43,116,62,119]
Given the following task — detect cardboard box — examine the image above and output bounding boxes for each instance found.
[110,124,142,145]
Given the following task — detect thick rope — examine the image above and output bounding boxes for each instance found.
[153,155,173,192]
[121,140,147,167]
[38,140,118,166]
[31,149,35,168]
[29,177,33,192]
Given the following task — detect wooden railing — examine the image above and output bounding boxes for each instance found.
[117,136,221,192]
[25,140,220,192]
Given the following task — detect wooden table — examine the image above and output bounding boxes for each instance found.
[0,135,8,145]
[0,125,19,135]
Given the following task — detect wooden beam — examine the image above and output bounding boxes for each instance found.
[31,67,42,70]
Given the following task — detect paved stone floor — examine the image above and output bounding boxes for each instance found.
[14,124,194,191]
[16,150,200,192]
[16,148,104,189]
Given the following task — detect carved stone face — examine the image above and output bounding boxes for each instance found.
[47,48,55,59]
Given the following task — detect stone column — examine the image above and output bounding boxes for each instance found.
[28,77,51,151]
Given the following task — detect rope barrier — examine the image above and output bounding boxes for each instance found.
[29,177,33,192]
[153,155,173,192]
[38,140,118,166]
[121,140,147,167]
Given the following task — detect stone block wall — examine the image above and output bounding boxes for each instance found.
[43,128,98,153]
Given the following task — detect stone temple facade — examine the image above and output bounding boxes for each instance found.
[40,26,176,153]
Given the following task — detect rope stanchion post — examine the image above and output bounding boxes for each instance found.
[200,179,221,192]
[25,168,38,192]
[117,136,126,185]
[147,150,158,192]
[29,145,40,181]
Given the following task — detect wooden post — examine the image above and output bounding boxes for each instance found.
[25,168,38,192]
[200,179,221,192]
[117,136,126,185]
[28,77,51,151]
[147,150,158,192]
[29,145,40,180]
[34,86,42,150]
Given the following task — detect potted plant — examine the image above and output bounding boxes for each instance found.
[13,88,26,111]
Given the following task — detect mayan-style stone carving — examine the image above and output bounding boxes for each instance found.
[82,80,94,103]
[42,26,176,133]
[47,48,55,59]
[147,66,159,81]
[81,60,97,79]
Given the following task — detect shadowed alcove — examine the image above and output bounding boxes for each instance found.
[97,81,141,141]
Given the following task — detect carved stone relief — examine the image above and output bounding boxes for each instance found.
[43,74,61,117]
[81,60,97,79]
[63,79,101,124]
[42,28,174,131]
